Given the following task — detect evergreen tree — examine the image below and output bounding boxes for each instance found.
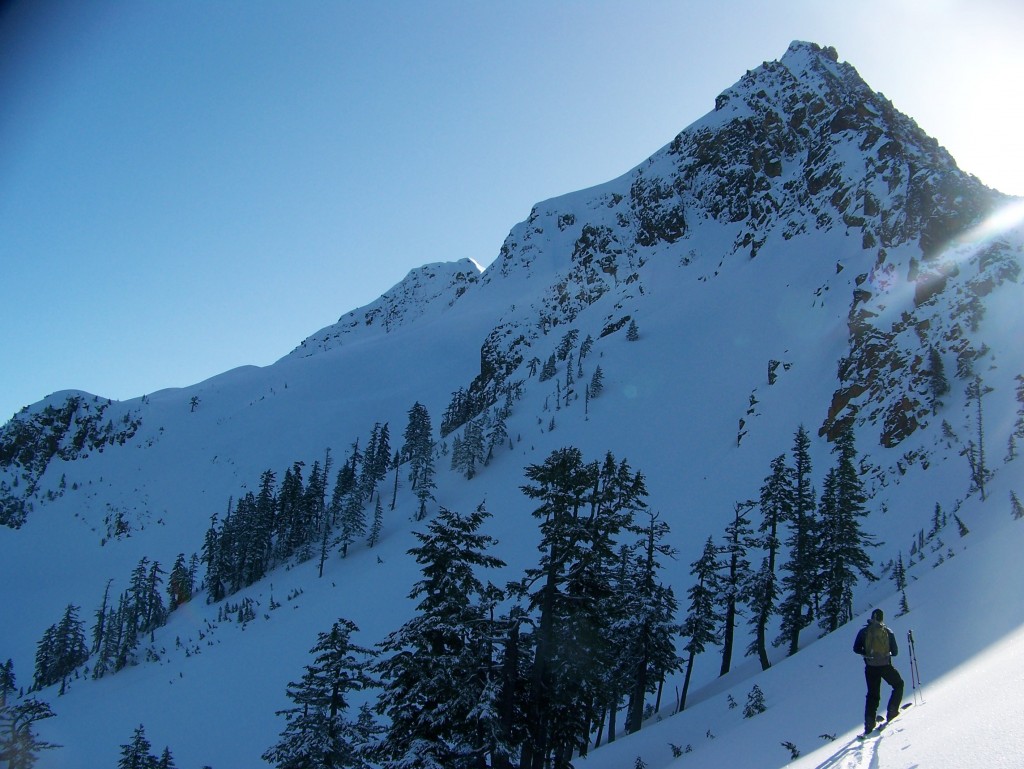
[678,537,721,712]
[0,697,59,768]
[367,497,384,548]
[167,554,193,610]
[776,426,818,656]
[263,618,379,769]
[626,319,639,341]
[143,560,167,636]
[0,660,14,707]
[276,462,309,561]
[402,402,436,520]
[486,403,510,465]
[118,724,158,769]
[589,366,605,399]
[302,456,330,563]
[927,345,949,413]
[156,746,177,769]
[619,513,682,734]
[338,486,366,559]
[202,512,227,604]
[816,426,877,633]
[1011,490,1024,520]
[253,468,279,578]
[358,424,390,503]
[91,579,114,655]
[742,685,767,718]
[402,402,433,488]
[748,453,790,670]
[517,449,647,769]
[556,329,579,362]
[719,500,754,676]
[390,450,401,511]
[539,354,557,382]
[964,375,993,501]
[33,604,88,693]
[375,504,506,769]
[452,418,485,480]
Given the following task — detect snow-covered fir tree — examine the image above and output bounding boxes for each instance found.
[679,537,721,712]
[374,503,505,769]
[816,426,877,633]
[263,618,379,769]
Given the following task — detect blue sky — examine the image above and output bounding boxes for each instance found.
[2,0,1022,422]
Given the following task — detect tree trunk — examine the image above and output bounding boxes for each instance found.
[678,652,696,712]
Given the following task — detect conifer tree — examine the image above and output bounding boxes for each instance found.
[589,366,605,399]
[33,604,88,693]
[156,746,177,769]
[167,554,193,610]
[402,402,436,519]
[927,345,949,414]
[118,724,158,769]
[816,426,877,633]
[0,697,59,768]
[517,449,647,769]
[367,497,384,548]
[539,354,557,382]
[375,504,506,769]
[201,512,226,603]
[253,468,278,575]
[747,453,790,670]
[0,660,13,707]
[620,513,682,734]
[402,402,433,487]
[276,462,309,561]
[92,579,114,654]
[964,375,993,500]
[678,537,721,712]
[263,618,379,769]
[776,426,818,656]
[390,450,401,511]
[719,500,754,676]
[338,486,366,559]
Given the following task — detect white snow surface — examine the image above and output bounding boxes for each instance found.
[2,41,1023,768]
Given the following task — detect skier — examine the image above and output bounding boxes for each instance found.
[853,608,904,736]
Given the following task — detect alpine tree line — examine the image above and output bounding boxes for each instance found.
[12,404,437,719]
[9,416,879,769]
[676,421,877,716]
[203,401,436,603]
[261,426,879,769]
[264,447,684,769]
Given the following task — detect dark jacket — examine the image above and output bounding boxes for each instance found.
[853,619,898,667]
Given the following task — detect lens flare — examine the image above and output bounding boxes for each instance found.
[961,198,1024,246]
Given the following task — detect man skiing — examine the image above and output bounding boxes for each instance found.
[853,608,904,736]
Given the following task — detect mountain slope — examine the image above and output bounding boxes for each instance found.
[1,41,1022,768]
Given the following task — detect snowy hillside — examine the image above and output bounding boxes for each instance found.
[2,41,1023,768]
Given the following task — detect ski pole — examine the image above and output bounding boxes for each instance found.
[907,629,924,704]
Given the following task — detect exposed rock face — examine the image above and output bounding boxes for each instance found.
[443,41,1013,445]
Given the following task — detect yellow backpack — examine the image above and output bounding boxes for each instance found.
[865,622,890,660]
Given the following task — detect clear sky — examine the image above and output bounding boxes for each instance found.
[2,0,1022,423]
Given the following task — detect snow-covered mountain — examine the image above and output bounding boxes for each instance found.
[2,41,1022,768]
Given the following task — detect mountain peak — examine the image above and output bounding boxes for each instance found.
[782,39,839,63]
[286,258,483,358]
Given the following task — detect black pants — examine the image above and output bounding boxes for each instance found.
[864,664,904,731]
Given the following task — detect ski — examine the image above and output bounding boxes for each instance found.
[858,702,912,740]
[877,701,913,731]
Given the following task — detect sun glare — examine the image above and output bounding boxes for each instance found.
[973,199,1024,242]
[938,198,1024,268]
